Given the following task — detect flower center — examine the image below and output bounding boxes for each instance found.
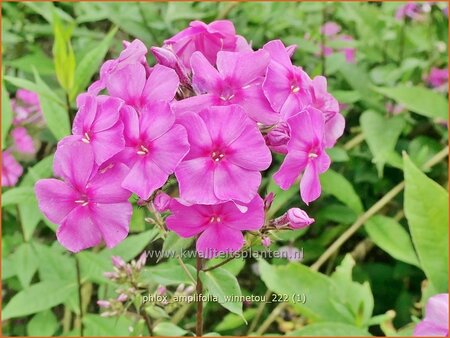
[75,196,89,207]
[137,145,149,156]
[210,216,222,223]
[291,84,300,93]
[219,87,235,101]
[81,132,91,143]
[308,152,318,159]
[211,151,225,162]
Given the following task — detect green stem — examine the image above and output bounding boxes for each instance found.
[196,255,203,337]
[75,255,84,336]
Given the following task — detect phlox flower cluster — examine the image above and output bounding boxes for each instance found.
[35,20,345,256]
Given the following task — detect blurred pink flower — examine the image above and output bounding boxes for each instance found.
[35,142,132,252]
[12,89,42,125]
[11,127,35,154]
[414,293,448,336]
[427,67,448,88]
[175,105,271,204]
[396,3,420,20]
[166,195,264,258]
[273,107,330,204]
[2,151,23,187]
[321,22,341,36]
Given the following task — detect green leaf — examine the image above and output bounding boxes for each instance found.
[2,83,12,149]
[69,27,117,101]
[2,280,76,319]
[27,310,59,336]
[373,86,448,120]
[20,155,54,187]
[143,262,196,286]
[360,110,405,176]
[33,70,70,140]
[162,231,194,257]
[153,322,188,336]
[403,154,449,292]
[258,260,350,323]
[2,187,36,206]
[11,243,39,288]
[200,267,244,318]
[36,244,76,282]
[214,308,257,332]
[52,14,76,92]
[83,314,134,336]
[365,215,420,267]
[320,169,364,214]
[105,229,158,261]
[5,49,55,75]
[287,322,371,336]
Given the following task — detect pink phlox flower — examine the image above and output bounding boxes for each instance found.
[163,20,248,69]
[60,93,125,165]
[262,39,314,119]
[2,151,23,187]
[115,101,189,199]
[106,63,180,111]
[414,293,449,336]
[273,107,331,204]
[88,39,150,95]
[35,142,132,252]
[166,195,264,258]
[11,127,36,154]
[12,89,42,125]
[175,105,271,204]
[173,49,278,125]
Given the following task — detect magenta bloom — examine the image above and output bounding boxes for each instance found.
[414,293,448,336]
[60,94,124,165]
[427,67,448,88]
[175,105,271,204]
[167,195,264,258]
[35,142,132,252]
[2,151,23,187]
[12,89,42,125]
[173,50,278,124]
[89,39,150,95]
[106,64,179,111]
[263,40,313,118]
[163,20,245,69]
[396,3,420,20]
[321,22,341,36]
[11,127,35,154]
[273,107,330,204]
[117,102,189,199]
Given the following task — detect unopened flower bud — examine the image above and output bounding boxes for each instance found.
[157,285,167,296]
[176,283,185,293]
[151,46,190,85]
[136,252,147,270]
[103,271,119,280]
[263,192,275,210]
[265,123,290,154]
[261,237,271,247]
[153,191,171,213]
[117,293,128,302]
[287,208,314,229]
[184,285,195,295]
[112,256,126,268]
[97,300,111,308]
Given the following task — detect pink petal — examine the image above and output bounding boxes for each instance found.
[414,320,448,337]
[11,127,35,154]
[139,101,175,142]
[227,121,272,171]
[90,202,131,248]
[150,124,189,173]
[175,157,217,204]
[166,200,210,237]
[120,105,140,145]
[121,157,168,199]
[262,61,292,112]
[88,163,131,203]
[324,112,345,148]
[216,50,270,85]
[240,84,279,125]
[56,206,102,252]
[273,150,308,190]
[425,294,449,328]
[72,94,97,135]
[142,64,179,103]
[191,51,221,93]
[287,107,325,151]
[90,122,125,165]
[176,112,212,160]
[53,141,96,190]
[171,94,216,116]
[35,179,78,224]
[197,223,244,258]
[221,195,264,231]
[300,161,321,204]
[213,162,261,203]
[90,95,123,132]
[263,40,293,69]
[2,152,23,187]
[106,63,146,106]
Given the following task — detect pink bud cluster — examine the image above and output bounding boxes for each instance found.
[35,20,345,256]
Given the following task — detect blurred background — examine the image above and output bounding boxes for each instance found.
[1,2,448,337]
